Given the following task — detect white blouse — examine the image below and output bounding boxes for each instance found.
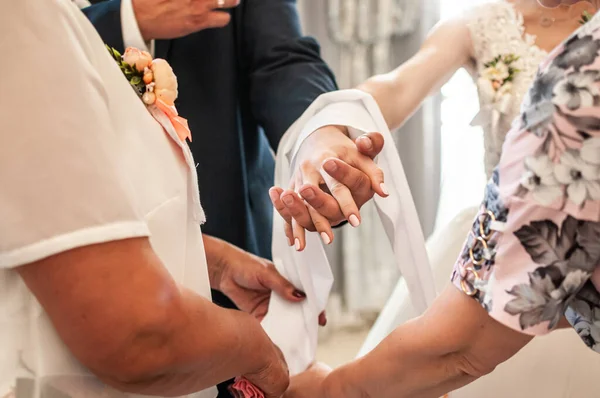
[0,1,214,397]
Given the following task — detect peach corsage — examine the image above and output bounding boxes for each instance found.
[107,46,192,142]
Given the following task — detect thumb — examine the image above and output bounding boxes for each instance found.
[262,263,306,303]
[355,132,384,159]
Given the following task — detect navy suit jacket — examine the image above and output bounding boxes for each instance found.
[83,3,336,271]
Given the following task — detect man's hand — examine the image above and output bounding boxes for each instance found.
[205,235,326,325]
[132,0,241,41]
[269,126,386,251]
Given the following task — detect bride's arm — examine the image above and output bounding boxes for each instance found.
[270,17,475,248]
[356,17,474,131]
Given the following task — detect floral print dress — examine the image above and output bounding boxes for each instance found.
[452,14,600,350]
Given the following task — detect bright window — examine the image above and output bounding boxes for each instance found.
[434,0,488,230]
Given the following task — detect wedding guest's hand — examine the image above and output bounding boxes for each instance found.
[282,362,331,398]
[132,0,241,41]
[205,235,327,325]
[270,126,386,250]
[243,342,290,398]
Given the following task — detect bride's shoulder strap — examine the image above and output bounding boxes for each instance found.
[463,1,522,65]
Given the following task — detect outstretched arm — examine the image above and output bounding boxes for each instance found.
[270,17,475,248]
[283,286,531,398]
[356,17,473,131]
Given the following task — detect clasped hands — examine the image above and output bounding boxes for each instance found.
[209,125,386,398]
[266,126,386,398]
[269,125,387,251]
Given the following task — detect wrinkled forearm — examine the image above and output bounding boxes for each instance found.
[105,288,272,396]
[202,234,229,289]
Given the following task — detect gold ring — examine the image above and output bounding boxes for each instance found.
[469,236,489,266]
[478,210,497,240]
[460,267,481,297]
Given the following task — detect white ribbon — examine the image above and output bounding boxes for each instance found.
[149,106,206,224]
[261,90,436,374]
[471,92,513,140]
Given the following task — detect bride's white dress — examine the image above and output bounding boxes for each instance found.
[360,2,600,396]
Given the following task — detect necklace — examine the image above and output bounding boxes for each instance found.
[537,4,595,27]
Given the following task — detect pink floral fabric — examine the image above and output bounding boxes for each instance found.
[452,15,600,349]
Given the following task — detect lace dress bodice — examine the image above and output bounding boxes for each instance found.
[466,1,548,177]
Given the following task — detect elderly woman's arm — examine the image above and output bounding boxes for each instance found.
[17,238,288,398]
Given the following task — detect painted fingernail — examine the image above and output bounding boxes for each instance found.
[323,160,337,172]
[301,188,315,200]
[380,183,389,196]
[321,232,331,245]
[349,214,360,227]
[295,238,301,251]
[359,135,373,150]
[293,290,307,299]
[283,195,294,206]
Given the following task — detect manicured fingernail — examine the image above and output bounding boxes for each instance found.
[269,189,279,202]
[321,232,331,245]
[288,237,294,246]
[380,183,389,196]
[293,290,307,299]
[295,238,301,251]
[349,214,360,227]
[301,188,315,200]
[283,195,294,206]
[323,160,337,172]
[359,135,373,150]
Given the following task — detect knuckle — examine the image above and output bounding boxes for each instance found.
[352,173,370,191]
[289,206,306,218]
[307,196,325,209]
[340,203,357,215]
[329,182,346,196]
[313,218,329,232]
[336,146,349,159]
[299,159,314,173]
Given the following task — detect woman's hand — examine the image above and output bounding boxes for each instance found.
[243,342,290,398]
[270,127,387,251]
[205,235,327,325]
[283,362,367,398]
[282,362,333,398]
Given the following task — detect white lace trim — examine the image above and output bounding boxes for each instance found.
[466,1,549,178]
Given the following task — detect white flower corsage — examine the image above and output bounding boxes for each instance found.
[480,54,519,102]
[472,54,520,134]
[107,46,192,142]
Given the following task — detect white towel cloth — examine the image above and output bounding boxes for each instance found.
[261,89,437,374]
